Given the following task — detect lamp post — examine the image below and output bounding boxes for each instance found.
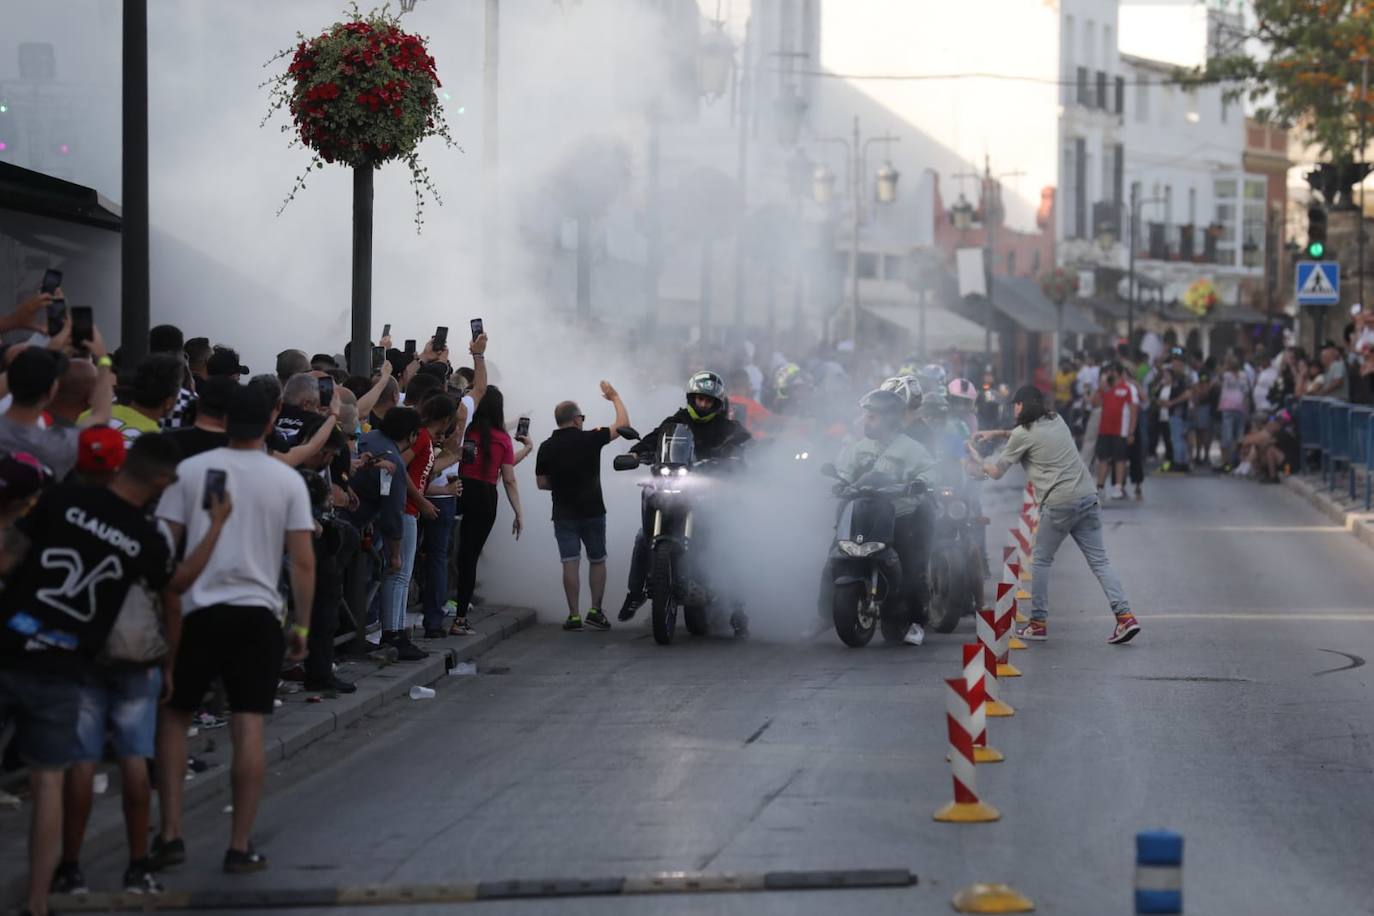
[953,157,1022,377]
[1126,187,1168,344]
[811,118,901,348]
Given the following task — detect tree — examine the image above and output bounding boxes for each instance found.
[1199,0,1374,166]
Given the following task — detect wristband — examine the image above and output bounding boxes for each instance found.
[470,352,484,359]
[290,624,310,638]
[96,355,113,368]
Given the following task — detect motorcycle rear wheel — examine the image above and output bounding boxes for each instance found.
[684,603,709,636]
[832,582,876,648]
[650,544,678,645]
[928,547,964,633]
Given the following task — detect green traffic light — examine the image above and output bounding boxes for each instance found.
[1308,241,1325,258]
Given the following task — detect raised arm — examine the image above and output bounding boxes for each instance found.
[469,333,489,406]
[77,329,115,429]
[355,359,394,420]
[167,492,232,593]
[601,380,630,441]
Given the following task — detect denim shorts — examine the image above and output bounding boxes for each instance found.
[0,668,85,769]
[553,515,607,563]
[75,665,162,761]
[1190,405,1213,431]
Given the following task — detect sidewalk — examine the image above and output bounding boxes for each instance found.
[0,604,536,908]
[1284,473,1374,552]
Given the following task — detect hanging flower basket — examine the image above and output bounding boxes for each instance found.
[1039,266,1079,305]
[1181,278,1219,318]
[262,3,456,230]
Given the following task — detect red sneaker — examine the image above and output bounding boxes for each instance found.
[1108,613,1141,645]
[1015,619,1047,641]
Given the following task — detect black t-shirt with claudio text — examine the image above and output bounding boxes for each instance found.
[167,426,229,461]
[535,427,612,521]
[0,485,173,674]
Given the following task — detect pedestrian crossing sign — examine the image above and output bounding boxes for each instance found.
[1296,260,1340,306]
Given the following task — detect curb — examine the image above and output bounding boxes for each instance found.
[1283,475,1374,553]
[0,605,538,908]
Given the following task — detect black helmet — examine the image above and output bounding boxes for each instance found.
[859,388,905,415]
[686,370,726,421]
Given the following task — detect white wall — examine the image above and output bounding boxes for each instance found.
[813,0,1058,234]
[1118,0,1212,68]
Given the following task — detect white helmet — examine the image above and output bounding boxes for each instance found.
[879,375,924,410]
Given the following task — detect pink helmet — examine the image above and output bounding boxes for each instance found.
[947,378,977,405]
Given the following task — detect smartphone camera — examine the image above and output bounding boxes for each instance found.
[516,416,530,439]
[470,318,484,341]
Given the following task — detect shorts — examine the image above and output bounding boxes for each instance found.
[1190,405,1213,432]
[553,515,607,564]
[168,605,285,715]
[0,668,85,769]
[1095,434,1129,462]
[75,666,162,761]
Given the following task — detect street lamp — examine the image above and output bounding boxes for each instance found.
[698,22,734,101]
[875,161,900,205]
[1126,187,1168,342]
[950,194,975,231]
[812,163,836,206]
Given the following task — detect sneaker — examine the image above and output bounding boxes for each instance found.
[1111,485,1127,499]
[123,859,164,894]
[585,610,611,631]
[903,622,926,646]
[456,619,476,635]
[443,599,459,614]
[1108,613,1141,645]
[192,711,228,730]
[223,846,268,874]
[390,635,429,662]
[149,835,186,870]
[617,592,646,622]
[51,860,89,895]
[1134,484,1143,501]
[303,675,357,695]
[1015,619,1048,641]
[563,614,583,631]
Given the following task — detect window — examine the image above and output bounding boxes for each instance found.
[1032,249,1042,274]
[1075,138,1088,239]
[1188,188,1197,225]
[1213,177,1239,266]
[1221,94,1230,124]
[1085,20,1096,70]
[882,254,903,280]
[1164,185,1173,224]
[1161,84,1174,125]
[1006,250,1017,276]
[1063,15,1075,105]
[1103,25,1113,69]
[1242,177,1266,269]
[856,252,879,279]
[1135,75,1149,123]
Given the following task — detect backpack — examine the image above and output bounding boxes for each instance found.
[100,582,168,665]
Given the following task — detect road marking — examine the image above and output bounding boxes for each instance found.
[1148,613,1374,621]
[1314,649,1367,676]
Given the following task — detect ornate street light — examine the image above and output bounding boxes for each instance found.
[698,23,734,101]
[812,163,836,205]
[874,160,900,204]
[950,193,975,230]
[774,85,808,146]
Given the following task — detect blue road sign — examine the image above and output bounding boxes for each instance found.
[1296,261,1340,306]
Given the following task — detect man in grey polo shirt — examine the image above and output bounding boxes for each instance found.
[966,385,1141,646]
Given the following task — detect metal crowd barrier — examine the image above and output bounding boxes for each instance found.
[1350,407,1374,511]
[1297,397,1325,474]
[1325,401,1351,493]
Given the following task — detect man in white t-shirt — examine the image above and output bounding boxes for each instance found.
[152,384,316,875]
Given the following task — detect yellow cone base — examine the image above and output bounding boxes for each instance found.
[934,800,1001,823]
[997,662,1022,678]
[1014,611,1028,624]
[974,745,1004,763]
[1008,637,1027,650]
[1019,569,1032,582]
[986,699,1015,717]
[952,882,1036,913]
[1015,589,1031,601]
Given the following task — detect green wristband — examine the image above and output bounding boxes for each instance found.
[290,624,309,638]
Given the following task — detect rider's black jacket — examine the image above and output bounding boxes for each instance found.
[631,408,751,461]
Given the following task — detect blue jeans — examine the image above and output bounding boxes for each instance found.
[1168,413,1190,467]
[1030,494,1131,622]
[1220,410,1246,465]
[380,514,419,632]
[420,497,458,632]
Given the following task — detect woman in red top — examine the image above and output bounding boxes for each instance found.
[451,386,531,633]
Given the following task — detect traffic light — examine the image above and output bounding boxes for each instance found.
[1307,203,1328,258]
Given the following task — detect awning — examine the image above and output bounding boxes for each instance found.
[0,163,121,232]
[862,303,990,352]
[966,276,1105,335]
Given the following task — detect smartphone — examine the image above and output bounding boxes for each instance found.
[433,325,448,352]
[470,318,483,341]
[371,345,385,368]
[41,268,63,295]
[46,299,67,337]
[317,376,335,408]
[70,306,93,346]
[516,416,530,439]
[202,469,227,510]
[382,322,391,339]
[404,338,416,355]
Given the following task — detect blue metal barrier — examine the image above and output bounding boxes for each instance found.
[1318,399,1336,485]
[1328,402,1351,493]
[1298,397,1324,473]
[1350,408,1371,503]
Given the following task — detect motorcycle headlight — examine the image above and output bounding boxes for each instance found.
[839,540,886,557]
[659,467,671,477]
[946,498,968,520]
[676,467,688,477]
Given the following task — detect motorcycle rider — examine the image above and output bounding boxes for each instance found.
[617,371,751,634]
[832,388,939,646]
[947,378,980,436]
[879,375,929,448]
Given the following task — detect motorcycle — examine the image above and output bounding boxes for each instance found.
[924,484,985,633]
[820,463,927,648]
[612,423,747,645]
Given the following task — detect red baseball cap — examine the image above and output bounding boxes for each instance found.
[78,426,127,474]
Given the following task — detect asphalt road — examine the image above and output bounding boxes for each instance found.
[73,474,1374,915]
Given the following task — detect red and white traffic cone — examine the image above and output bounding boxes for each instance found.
[964,643,1003,763]
[933,677,1001,823]
[1000,551,1028,646]
[1016,509,1035,584]
[977,609,1014,717]
[992,600,1021,678]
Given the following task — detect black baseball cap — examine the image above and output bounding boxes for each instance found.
[207,346,249,377]
[225,385,273,440]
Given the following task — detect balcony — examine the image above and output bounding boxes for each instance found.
[1142,222,1225,264]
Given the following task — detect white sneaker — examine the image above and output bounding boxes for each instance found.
[903,623,926,646]
[1233,461,1251,477]
[1112,485,1127,499]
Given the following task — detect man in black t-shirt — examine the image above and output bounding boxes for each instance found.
[0,434,185,916]
[166,376,234,460]
[535,381,629,632]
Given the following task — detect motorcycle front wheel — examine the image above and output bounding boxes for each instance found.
[832,582,876,648]
[650,544,678,645]
[684,603,709,636]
